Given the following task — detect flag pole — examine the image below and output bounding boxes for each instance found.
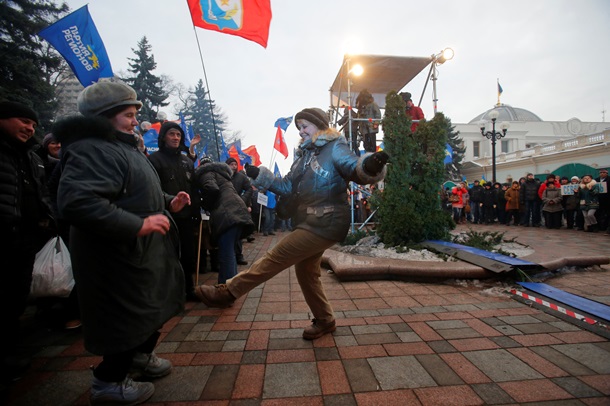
[188,11,221,160]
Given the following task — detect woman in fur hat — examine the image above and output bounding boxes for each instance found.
[195,107,389,340]
[55,81,191,404]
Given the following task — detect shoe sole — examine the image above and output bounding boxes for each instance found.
[195,286,234,309]
[302,325,336,340]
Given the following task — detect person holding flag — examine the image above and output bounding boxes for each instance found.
[195,107,389,340]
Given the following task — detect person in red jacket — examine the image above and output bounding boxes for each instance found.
[538,174,561,200]
[400,92,425,132]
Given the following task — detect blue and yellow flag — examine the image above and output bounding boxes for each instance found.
[39,5,113,87]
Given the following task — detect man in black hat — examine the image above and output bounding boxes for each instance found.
[0,101,52,382]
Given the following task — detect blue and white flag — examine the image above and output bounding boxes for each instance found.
[39,5,113,87]
[274,116,293,131]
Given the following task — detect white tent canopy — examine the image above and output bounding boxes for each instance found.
[329,54,433,111]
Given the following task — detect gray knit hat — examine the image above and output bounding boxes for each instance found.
[77,82,142,117]
[294,108,329,130]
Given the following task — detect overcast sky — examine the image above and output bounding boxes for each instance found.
[61,0,610,173]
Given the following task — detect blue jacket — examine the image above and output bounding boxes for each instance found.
[253,129,385,242]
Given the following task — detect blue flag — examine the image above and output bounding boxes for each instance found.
[39,5,113,87]
[219,134,230,163]
[194,143,208,168]
[274,163,282,178]
[274,116,293,131]
[497,81,503,95]
[444,144,453,165]
[142,128,159,152]
[187,124,195,145]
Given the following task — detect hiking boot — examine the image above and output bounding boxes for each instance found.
[195,284,235,308]
[236,258,248,265]
[131,352,171,379]
[90,376,154,405]
[302,319,336,340]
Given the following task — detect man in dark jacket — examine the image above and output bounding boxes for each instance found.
[226,157,253,265]
[468,180,484,224]
[149,122,200,301]
[0,101,52,383]
[56,82,190,404]
[595,168,609,234]
[520,173,541,227]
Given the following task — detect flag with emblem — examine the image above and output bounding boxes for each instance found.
[187,0,272,48]
[39,5,114,86]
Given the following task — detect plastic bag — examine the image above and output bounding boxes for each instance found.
[30,236,74,298]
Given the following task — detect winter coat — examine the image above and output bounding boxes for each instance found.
[481,188,497,207]
[148,128,198,220]
[575,179,599,210]
[358,102,381,135]
[194,161,254,240]
[55,116,184,355]
[0,128,51,232]
[504,186,520,210]
[469,184,484,203]
[537,179,561,200]
[520,178,540,203]
[541,187,563,213]
[253,128,386,242]
[450,186,467,208]
[230,170,253,207]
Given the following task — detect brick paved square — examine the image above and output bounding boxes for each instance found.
[367,355,437,389]
[263,362,321,398]
[464,349,543,382]
[551,343,610,374]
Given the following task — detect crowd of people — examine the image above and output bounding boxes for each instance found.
[443,171,610,234]
[1,83,390,404]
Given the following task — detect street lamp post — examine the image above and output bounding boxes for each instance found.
[479,109,509,183]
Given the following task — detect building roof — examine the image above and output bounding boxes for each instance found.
[468,104,543,124]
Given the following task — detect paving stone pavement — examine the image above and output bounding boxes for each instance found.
[3,224,610,405]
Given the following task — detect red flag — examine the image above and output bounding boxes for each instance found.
[228,145,242,170]
[273,126,289,158]
[243,145,262,166]
[187,0,272,48]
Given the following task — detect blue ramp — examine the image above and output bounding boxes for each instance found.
[518,282,610,322]
[427,240,537,267]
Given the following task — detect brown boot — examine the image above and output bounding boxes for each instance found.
[195,284,235,308]
[302,319,336,340]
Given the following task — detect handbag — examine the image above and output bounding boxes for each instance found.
[30,236,74,298]
[448,194,459,203]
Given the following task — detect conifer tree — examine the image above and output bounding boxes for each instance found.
[125,36,169,122]
[445,119,465,180]
[376,92,453,245]
[180,79,228,161]
[0,0,69,130]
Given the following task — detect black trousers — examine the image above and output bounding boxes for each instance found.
[174,218,197,295]
[93,331,160,382]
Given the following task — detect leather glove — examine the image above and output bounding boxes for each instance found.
[363,151,389,175]
[245,163,260,180]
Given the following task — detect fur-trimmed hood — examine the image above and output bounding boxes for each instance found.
[52,115,118,149]
[195,161,233,181]
[296,128,343,157]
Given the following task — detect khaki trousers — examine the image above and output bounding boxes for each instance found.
[226,228,336,323]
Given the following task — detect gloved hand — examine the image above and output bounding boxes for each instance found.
[245,163,260,180]
[363,151,389,175]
